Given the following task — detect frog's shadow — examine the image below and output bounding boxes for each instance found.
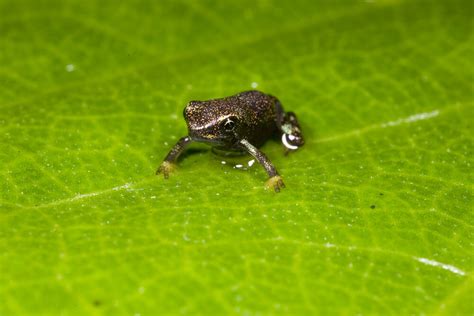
[177,147,247,162]
[176,134,288,165]
[176,147,209,163]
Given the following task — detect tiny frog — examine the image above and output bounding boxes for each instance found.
[156,90,304,192]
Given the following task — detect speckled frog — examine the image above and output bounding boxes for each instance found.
[156,90,304,192]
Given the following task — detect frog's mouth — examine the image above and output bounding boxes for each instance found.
[187,117,236,146]
[188,131,228,145]
[191,134,218,142]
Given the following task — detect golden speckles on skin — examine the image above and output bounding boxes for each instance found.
[265,175,285,192]
[156,161,176,179]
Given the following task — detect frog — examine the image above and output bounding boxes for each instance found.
[156,90,304,192]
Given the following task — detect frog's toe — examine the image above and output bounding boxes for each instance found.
[265,175,285,192]
[156,161,176,179]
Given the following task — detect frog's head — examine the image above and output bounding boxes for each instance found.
[184,101,240,145]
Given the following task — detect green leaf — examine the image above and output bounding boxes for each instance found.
[1,0,472,314]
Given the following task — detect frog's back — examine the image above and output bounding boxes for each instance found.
[235,90,276,115]
[232,90,278,147]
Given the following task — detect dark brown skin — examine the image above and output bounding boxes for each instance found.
[156,90,304,192]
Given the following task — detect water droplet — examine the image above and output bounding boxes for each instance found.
[65,64,75,72]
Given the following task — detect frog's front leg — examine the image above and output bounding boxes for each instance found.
[156,136,193,178]
[239,139,285,192]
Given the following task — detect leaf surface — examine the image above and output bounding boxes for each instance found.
[0,0,473,314]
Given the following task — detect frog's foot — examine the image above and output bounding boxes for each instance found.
[265,175,285,193]
[156,161,176,179]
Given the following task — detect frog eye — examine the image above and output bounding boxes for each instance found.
[222,117,237,132]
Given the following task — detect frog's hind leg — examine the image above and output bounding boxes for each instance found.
[274,100,304,153]
[239,139,285,192]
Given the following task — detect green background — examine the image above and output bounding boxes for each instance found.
[1,0,473,315]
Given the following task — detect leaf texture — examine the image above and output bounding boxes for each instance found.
[0,0,473,315]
